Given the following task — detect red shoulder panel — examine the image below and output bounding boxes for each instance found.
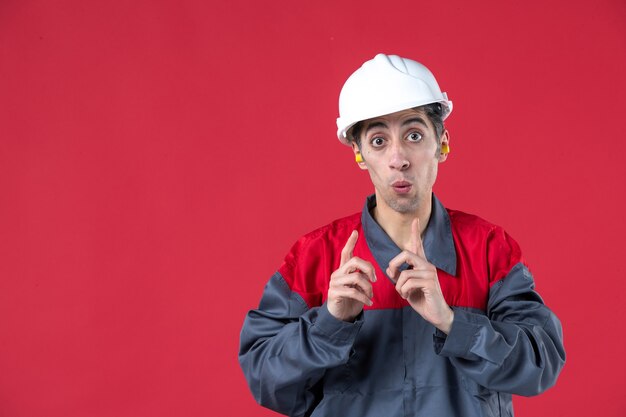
[278,213,361,309]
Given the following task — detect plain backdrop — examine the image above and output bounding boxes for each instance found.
[1,0,625,416]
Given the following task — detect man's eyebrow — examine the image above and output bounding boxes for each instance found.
[364,121,388,135]
[364,117,428,135]
[402,117,428,127]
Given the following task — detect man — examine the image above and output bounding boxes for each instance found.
[239,53,565,417]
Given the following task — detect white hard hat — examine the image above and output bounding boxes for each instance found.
[336,53,453,145]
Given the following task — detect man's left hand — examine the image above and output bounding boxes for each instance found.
[386,218,454,334]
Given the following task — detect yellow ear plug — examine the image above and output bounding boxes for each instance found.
[355,152,364,163]
[441,143,450,155]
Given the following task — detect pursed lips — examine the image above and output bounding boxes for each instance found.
[391,180,412,194]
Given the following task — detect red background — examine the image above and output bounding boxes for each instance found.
[1,0,625,416]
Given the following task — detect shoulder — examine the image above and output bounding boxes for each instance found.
[276,212,361,307]
[279,212,361,286]
[446,207,517,245]
[297,212,362,246]
[447,207,501,234]
[445,207,524,284]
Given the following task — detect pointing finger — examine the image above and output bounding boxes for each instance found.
[411,218,427,259]
[340,230,358,267]
[407,218,419,254]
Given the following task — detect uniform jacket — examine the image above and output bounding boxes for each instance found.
[239,195,565,417]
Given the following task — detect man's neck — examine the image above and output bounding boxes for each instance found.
[372,194,433,251]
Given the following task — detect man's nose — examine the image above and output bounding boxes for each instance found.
[388,139,410,170]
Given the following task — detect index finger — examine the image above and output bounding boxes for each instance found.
[340,230,359,266]
[408,218,427,259]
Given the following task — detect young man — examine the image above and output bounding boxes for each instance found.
[239,53,565,417]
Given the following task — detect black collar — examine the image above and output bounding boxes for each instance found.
[361,194,457,277]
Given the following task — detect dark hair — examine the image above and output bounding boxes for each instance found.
[349,103,445,149]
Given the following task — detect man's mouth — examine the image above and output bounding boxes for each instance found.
[391,181,412,194]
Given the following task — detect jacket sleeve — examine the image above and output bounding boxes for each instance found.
[238,271,363,416]
[433,228,566,396]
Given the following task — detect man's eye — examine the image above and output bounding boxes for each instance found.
[371,137,385,147]
[407,132,422,142]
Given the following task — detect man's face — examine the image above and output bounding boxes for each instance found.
[352,108,449,215]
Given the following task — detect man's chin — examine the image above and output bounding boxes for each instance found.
[386,197,420,214]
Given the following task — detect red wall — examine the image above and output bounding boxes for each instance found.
[1,0,625,416]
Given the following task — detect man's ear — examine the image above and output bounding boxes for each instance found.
[351,142,368,170]
[438,130,450,163]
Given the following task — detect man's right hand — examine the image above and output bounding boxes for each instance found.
[327,230,376,322]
